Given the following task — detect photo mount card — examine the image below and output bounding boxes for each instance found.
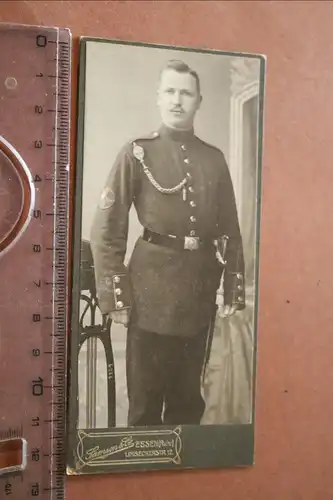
[66,36,266,475]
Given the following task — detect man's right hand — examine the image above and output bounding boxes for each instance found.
[109,309,130,327]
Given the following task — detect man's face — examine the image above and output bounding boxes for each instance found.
[157,69,202,130]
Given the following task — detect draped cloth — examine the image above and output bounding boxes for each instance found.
[201,299,254,425]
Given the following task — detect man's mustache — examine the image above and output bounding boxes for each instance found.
[169,107,184,113]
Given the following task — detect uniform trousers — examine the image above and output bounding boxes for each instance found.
[126,323,209,427]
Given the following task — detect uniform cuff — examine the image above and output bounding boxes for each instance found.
[97,273,132,314]
[224,272,246,309]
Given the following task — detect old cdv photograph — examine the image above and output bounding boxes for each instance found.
[67,36,265,475]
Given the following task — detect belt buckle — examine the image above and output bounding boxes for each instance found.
[184,236,200,251]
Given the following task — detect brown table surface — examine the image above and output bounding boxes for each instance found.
[1,1,333,499]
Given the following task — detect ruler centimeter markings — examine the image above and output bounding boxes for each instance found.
[0,24,71,499]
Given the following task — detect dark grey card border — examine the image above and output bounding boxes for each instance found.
[66,36,266,475]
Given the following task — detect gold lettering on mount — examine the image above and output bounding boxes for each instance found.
[84,436,134,461]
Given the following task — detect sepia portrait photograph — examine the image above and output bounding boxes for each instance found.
[67,37,265,474]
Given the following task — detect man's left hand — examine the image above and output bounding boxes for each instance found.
[220,304,238,318]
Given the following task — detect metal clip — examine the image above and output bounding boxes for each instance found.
[216,235,229,265]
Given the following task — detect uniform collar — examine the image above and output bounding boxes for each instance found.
[159,124,195,143]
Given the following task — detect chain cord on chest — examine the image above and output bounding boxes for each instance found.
[132,142,188,199]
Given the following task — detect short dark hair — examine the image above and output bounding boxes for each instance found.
[160,60,201,94]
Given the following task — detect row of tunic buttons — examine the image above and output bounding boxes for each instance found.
[113,275,123,309]
[182,145,197,237]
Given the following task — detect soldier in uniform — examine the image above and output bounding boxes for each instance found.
[90,59,245,427]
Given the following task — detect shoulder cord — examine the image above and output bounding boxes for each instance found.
[141,163,188,194]
[133,142,188,195]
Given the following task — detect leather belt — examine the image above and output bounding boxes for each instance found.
[142,228,217,252]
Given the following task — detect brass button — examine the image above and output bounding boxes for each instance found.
[115,288,122,295]
[188,186,194,193]
[116,301,124,308]
[184,158,189,164]
[190,230,196,236]
[190,201,196,207]
[181,144,186,150]
[186,172,192,179]
[114,276,120,283]
[237,285,243,291]
[190,216,196,223]
[236,273,242,279]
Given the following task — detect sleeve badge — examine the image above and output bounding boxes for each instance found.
[99,187,115,210]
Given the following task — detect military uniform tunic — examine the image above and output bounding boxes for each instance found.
[90,124,245,338]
